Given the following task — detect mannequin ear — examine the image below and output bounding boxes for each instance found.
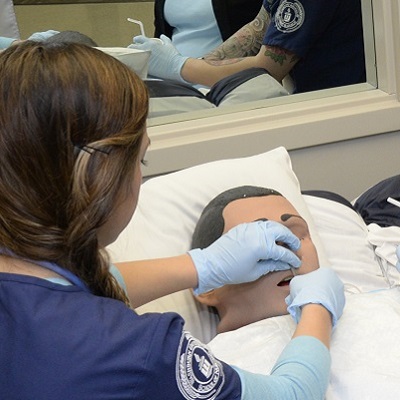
[192,289,219,307]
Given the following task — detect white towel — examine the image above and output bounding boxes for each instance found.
[367,223,400,266]
[367,223,400,287]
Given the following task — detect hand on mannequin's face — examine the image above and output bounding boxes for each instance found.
[194,195,319,333]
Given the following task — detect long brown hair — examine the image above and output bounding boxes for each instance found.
[0,41,149,306]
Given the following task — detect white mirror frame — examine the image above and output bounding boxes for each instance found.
[145,0,400,177]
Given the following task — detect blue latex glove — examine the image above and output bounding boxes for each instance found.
[0,37,18,49]
[28,30,59,42]
[396,245,400,272]
[128,34,188,82]
[285,268,345,328]
[189,220,301,295]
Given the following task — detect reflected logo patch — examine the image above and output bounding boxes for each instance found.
[275,0,305,33]
[176,331,225,399]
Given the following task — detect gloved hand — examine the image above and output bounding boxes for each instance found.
[189,220,301,295]
[128,34,188,82]
[285,268,345,328]
[396,245,400,272]
[28,30,60,42]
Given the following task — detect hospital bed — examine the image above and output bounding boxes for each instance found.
[146,68,290,119]
[107,147,400,400]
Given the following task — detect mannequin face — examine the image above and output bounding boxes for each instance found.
[194,195,319,333]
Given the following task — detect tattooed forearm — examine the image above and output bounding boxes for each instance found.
[203,6,270,61]
[203,57,246,66]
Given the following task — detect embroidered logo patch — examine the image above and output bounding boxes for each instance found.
[275,0,305,33]
[176,331,225,400]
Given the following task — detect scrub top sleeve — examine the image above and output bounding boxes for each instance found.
[263,0,340,57]
[232,336,331,400]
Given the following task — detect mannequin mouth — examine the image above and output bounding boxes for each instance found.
[277,275,293,287]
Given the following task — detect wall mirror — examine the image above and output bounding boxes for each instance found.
[10,1,400,198]
[142,0,399,178]
[146,0,377,127]
[14,0,376,128]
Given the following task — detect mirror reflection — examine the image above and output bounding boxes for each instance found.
[10,0,376,126]
[143,0,375,123]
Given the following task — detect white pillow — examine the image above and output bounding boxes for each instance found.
[96,47,150,80]
[107,147,328,342]
[303,195,386,292]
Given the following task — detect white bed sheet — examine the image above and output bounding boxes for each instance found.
[208,288,400,400]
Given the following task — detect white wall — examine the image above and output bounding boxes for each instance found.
[14,1,154,46]
[290,131,400,200]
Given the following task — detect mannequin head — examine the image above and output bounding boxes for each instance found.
[45,30,98,47]
[191,186,319,333]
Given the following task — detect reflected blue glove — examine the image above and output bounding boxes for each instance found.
[28,30,59,41]
[396,245,400,272]
[285,268,345,328]
[0,37,18,49]
[128,34,188,82]
[189,220,301,295]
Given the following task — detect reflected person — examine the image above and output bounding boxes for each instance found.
[130,0,366,93]
[154,0,263,58]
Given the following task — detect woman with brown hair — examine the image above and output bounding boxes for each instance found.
[0,41,344,399]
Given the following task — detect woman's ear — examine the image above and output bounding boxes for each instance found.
[192,289,219,307]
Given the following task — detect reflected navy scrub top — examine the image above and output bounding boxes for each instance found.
[0,273,241,399]
[262,0,366,93]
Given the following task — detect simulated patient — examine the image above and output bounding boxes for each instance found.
[191,186,320,333]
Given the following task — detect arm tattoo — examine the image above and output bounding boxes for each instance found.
[203,7,270,62]
[264,46,299,66]
[204,58,247,66]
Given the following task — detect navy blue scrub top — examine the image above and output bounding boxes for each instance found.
[0,273,242,399]
[262,0,366,93]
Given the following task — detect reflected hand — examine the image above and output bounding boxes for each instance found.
[285,268,345,327]
[189,220,301,295]
[128,34,188,82]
